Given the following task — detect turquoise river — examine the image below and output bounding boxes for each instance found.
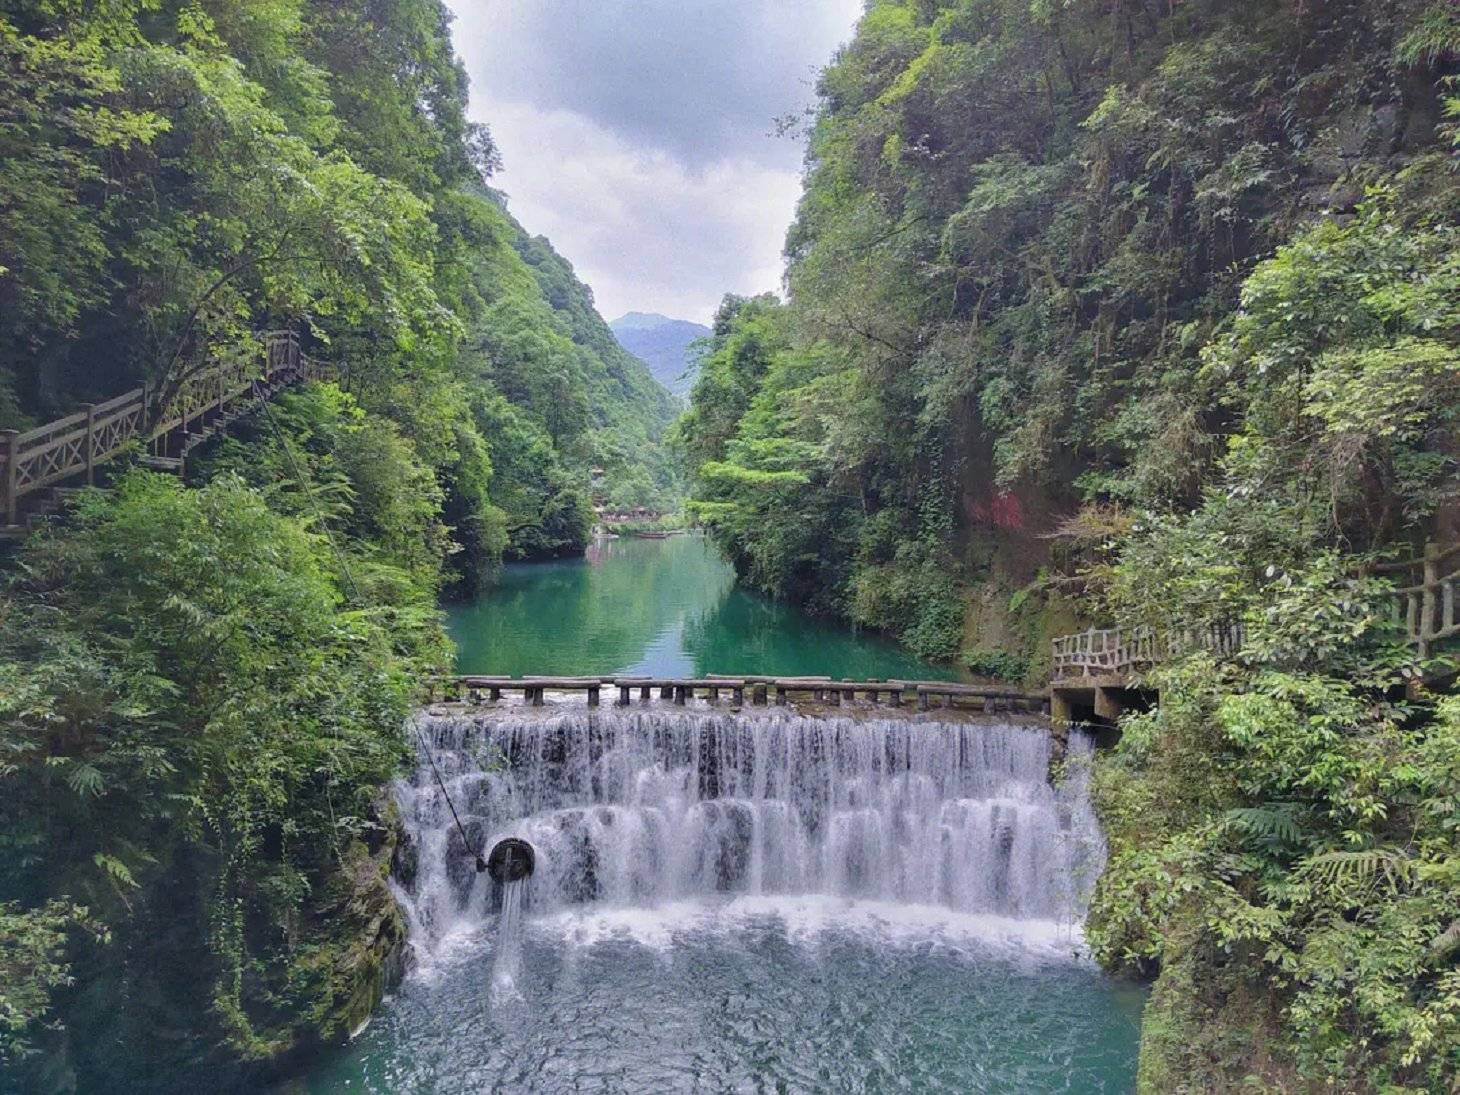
[306,533,1145,1093]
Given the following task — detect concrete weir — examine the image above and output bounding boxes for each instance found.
[429,674,1052,716]
[398,706,1106,935]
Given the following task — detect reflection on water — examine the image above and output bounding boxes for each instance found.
[446,533,960,681]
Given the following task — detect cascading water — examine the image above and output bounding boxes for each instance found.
[489,878,524,1000]
[394,709,1105,950]
[307,544,1143,1092]
[309,711,1142,1091]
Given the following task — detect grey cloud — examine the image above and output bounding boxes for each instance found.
[445,1,862,321]
[450,0,861,170]
[485,103,799,321]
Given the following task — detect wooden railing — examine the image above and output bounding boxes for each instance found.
[1052,542,1460,678]
[1375,542,1460,658]
[1051,622,1245,680]
[1,331,325,526]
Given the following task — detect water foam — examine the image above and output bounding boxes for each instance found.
[394,709,1104,963]
[530,894,1088,960]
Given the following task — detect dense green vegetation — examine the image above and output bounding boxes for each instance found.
[0,0,677,571]
[678,0,1460,1087]
[2,471,431,1086]
[0,0,676,1088]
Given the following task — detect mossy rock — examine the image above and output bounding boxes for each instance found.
[293,797,409,1046]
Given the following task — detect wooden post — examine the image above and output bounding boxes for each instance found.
[775,686,787,707]
[707,685,719,704]
[1420,542,1439,659]
[674,685,687,706]
[889,684,902,708]
[82,404,96,484]
[639,684,651,702]
[732,685,744,706]
[660,683,673,700]
[2,429,18,526]
[530,686,543,707]
[489,686,501,702]
[588,684,600,707]
[618,684,631,706]
[752,684,767,705]
[829,687,841,707]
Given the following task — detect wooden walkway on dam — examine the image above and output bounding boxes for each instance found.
[430,675,1051,714]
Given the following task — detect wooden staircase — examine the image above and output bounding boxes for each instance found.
[1,332,330,540]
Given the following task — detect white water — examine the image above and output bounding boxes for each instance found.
[488,878,524,1001]
[395,710,1105,959]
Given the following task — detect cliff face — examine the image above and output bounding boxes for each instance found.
[680,0,1459,672]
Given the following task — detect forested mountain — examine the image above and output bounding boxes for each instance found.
[0,0,673,1089]
[610,311,711,397]
[0,0,677,569]
[679,0,1460,1089]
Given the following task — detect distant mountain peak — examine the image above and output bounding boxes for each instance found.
[609,313,711,398]
[609,310,676,330]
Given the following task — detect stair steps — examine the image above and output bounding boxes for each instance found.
[139,455,184,473]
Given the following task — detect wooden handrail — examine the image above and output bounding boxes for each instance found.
[1384,541,1460,657]
[1053,542,1460,675]
[2,332,328,526]
[1050,621,1245,680]
[1371,541,1460,574]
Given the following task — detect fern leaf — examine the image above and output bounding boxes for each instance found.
[1299,848,1413,892]
[93,852,138,888]
[66,762,105,798]
[1225,803,1307,846]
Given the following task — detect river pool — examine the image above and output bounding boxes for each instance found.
[305,534,1143,1093]
[444,532,960,681]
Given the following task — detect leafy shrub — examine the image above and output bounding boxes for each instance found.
[961,648,1029,682]
[0,471,439,1084]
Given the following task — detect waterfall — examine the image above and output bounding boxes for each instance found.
[489,879,525,1001]
[394,710,1105,952]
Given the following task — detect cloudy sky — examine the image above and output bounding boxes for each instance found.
[445,1,864,325]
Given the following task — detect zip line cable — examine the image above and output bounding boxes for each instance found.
[416,723,488,873]
[256,388,484,871]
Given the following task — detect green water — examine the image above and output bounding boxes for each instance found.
[303,533,1146,1093]
[307,903,1145,1093]
[446,532,961,681]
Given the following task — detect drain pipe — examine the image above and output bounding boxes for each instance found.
[486,837,536,884]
